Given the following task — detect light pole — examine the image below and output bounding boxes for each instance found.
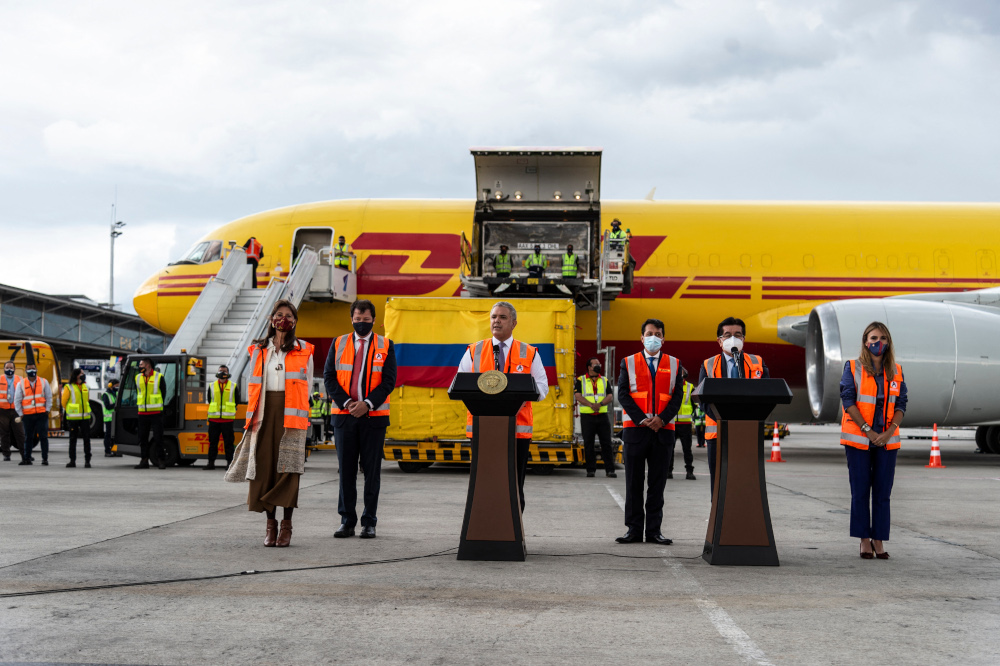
[109,204,125,309]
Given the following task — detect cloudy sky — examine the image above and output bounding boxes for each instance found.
[1,0,998,314]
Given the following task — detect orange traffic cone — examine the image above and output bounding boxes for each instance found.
[768,422,786,462]
[925,423,946,468]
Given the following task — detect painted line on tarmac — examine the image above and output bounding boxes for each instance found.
[605,485,774,666]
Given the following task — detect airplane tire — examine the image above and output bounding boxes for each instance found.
[985,426,1000,455]
[397,461,424,473]
[88,400,104,438]
[975,426,989,452]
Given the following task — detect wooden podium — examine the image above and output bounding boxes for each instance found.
[448,372,539,561]
[694,378,792,566]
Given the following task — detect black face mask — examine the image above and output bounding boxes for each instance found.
[3,369,13,377]
[500,249,507,254]
[567,249,573,255]
[216,372,229,380]
[353,321,374,337]
[26,370,37,378]
[590,365,601,374]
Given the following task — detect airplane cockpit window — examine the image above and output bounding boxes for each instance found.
[170,240,223,265]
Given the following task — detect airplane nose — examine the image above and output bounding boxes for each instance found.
[133,273,160,330]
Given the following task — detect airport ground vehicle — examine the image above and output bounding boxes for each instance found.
[382,297,582,473]
[111,353,246,465]
[2,340,70,435]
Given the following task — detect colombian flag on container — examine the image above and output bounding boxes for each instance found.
[383,297,576,442]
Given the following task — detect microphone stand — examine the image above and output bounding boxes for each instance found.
[493,344,502,372]
[731,348,745,379]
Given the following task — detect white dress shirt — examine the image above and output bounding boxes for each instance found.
[456,335,549,401]
[265,341,286,387]
[352,331,375,410]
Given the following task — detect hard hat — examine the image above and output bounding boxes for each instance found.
[611,218,621,226]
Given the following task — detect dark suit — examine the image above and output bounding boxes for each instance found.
[618,355,685,536]
[698,354,770,497]
[324,335,397,528]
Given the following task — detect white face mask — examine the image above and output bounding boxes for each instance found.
[721,336,744,355]
[642,335,663,354]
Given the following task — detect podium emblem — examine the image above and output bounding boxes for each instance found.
[477,370,508,395]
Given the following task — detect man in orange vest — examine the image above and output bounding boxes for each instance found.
[616,318,685,545]
[0,361,25,461]
[324,299,397,539]
[456,301,549,511]
[698,316,770,497]
[14,363,52,465]
[243,236,264,288]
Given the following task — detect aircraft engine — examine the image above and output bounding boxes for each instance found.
[806,299,1000,427]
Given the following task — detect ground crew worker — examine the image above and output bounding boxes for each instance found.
[670,370,696,480]
[15,363,51,465]
[561,244,579,279]
[325,299,397,539]
[135,357,168,470]
[694,402,706,448]
[524,244,548,278]
[616,318,684,545]
[101,379,119,457]
[333,235,351,269]
[608,218,627,241]
[0,361,25,462]
[456,301,549,511]
[244,236,264,288]
[840,321,907,560]
[493,244,512,278]
[62,368,93,468]
[309,391,325,445]
[574,356,616,478]
[698,316,770,497]
[205,365,239,470]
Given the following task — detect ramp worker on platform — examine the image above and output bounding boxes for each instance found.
[205,365,239,470]
[100,379,119,457]
[0,361,25,462]
[243,236,264,288]
[524,244,548,278]
[134,357,169,470]
[575,356,616,478]
[616,318,684,545]
[333,235,351,269]
[456,301,549,510]
[493,244,512,278]
[670,369,696,480]
[15,363,51,466]
[325,298,397,540]
[62,368,92,468]
[698,316,769,497]
[840,321,907,561]
[561,244,579,279]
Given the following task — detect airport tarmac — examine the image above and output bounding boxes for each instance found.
[1,424,998,665]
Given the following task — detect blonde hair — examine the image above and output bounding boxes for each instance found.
[859,321,895,378]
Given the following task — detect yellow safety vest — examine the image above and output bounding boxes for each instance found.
[609,229,626,240]
[208,380,237,420]
[524,253,548,268]
[334,242,351,268]
[310,399,324,418]
[494,253,512,274]
[675,381,694,424]
[137,372,164,414]
[562,253,578,277]
[65,384,91,421]
[578,375,608,414]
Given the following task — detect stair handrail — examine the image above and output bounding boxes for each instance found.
[228,277,285,394]
[279,246,320,308]
[165,248,251,355]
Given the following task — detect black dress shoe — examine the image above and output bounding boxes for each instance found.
[615,531,642,544]
[360,526,376,539]
[203,464,217,470]
[157,459,167,470]
[646,533,673,545]
[334,524,355,538]
[686,471,696,480]
[606,471,617,478]
[41,459,48,466]
[18,460,31,465]
[586,471,595,477]
[66,461,76,468]
[84,461,92,468]
[134,461,150,469]
[2,455,10,461]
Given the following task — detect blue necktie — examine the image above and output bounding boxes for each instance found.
[648,357,656,378]
[729,358,739,378]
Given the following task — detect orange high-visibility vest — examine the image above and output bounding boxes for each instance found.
[465,338,536,440]
[329,334,392,417]
[622,352,679,430]
[245,238,262,261]
[21,378,48,415]
[840,360,903,450]
[0,374,21,409]
[244,339,314,430]
[702,353,764,440]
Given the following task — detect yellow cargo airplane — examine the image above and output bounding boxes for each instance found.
[134,196,1000,429]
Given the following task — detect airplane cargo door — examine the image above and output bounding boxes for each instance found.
[292,227,334,263]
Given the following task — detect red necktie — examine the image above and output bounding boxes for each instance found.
[350,338,366,401]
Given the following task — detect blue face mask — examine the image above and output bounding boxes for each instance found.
[867,340,887,356]
[643,335,663,354]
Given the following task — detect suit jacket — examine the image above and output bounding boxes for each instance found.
[323,337,397,429]
[617,355,685,445]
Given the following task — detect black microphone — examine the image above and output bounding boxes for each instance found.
[731,347,745,378]
[493,344,502,371]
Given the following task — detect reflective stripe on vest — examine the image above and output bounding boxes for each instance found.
[840,360,903,451]
[609,230,626,239]
[577,374,608,414]
[465,339,536,439]
[561,253,578,277]
[676,381,694,423]
[65,384,91,420]
[0,374,21,410]
[208,380,237,419]
[622,353,678,430]
[328,334,392,417]
[244,340,315,430]
[702,354,764,440]
[137,372,164,414]
[495,253,512,273]
[524,253,547,268]
[21,378,47,415]
[334,242,350,268]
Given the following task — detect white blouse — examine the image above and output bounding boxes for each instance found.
[265,340,287,388]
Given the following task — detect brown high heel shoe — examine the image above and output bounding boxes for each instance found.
[873,540,889,559]
[276,519,292,547]
[264,519,278,547]
[860,539,874,560]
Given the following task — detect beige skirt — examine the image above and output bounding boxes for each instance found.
[247,391,300,512]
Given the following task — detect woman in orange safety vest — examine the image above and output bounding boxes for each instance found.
[225,299,314,549]
[840,321,907,561]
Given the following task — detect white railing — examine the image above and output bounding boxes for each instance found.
[165,248,251,355]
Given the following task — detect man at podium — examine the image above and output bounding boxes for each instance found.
[456,301,549,510]
[699,316,770,496]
